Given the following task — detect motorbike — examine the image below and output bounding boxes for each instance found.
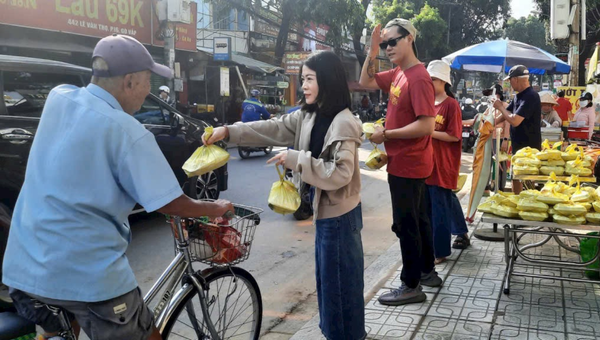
[238,145,273,159]
[462,115,478,153]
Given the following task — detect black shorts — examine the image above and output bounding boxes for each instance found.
[10,287,154,340]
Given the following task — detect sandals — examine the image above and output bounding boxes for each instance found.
[452,234,471,250]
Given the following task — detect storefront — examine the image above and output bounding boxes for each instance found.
[0,1,197,105]
[187,47,285,124]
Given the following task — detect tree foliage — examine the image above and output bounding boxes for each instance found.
[369,0,510,61]
[503,15,555,53]
[411,4,447,61]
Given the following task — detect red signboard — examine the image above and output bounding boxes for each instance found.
[0,0,196,51]
[299,22,331,52]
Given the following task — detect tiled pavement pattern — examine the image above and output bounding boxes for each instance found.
[365,218,600,340]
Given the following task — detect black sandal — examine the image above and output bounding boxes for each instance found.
[452,234,471,249]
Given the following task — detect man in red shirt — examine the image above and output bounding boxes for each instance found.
[555,90,573,122]
[359,18,441,306]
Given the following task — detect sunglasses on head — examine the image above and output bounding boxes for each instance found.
[379,35,407,50]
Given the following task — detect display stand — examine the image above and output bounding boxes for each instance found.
[481,213,600,295]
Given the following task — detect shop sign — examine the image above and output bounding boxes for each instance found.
[277,81,289,89]
[254,20,299,44]
[284,52,311,75]
[0,0,196,51]
[220,67,230,97]
[214,37,231,61]
[299,22,331,52]
[558,86,587,113]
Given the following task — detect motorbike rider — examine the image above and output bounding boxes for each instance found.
[242,89,271,122]
[158,85,175,107]
[461,98,477,120]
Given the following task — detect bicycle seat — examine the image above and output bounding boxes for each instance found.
[0,312,36,340]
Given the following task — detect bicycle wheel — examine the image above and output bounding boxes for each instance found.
[162,267,262,340]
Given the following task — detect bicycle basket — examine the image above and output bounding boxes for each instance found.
[168,203,262,266]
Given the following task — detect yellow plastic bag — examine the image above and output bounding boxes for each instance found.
[565,166,592,177]
[536,188,569,205]
[541,159,566,166]
[581,202,592,211]
[519,189,541,199]
[182,127,230,177]
[494,152,510,162]
[491,204,520,218]
[586,212,600,224]
[477,201,494,214]
[487,194,508,205]
[561,144,581,161]
[540,166,565,175]
[565,156,593,176]
[504,195,521,208]
[540,173,559,194]
[553,214,586,225]
[593,201,600,213]
[535,140,563,161]
[517,198,549,212]
[566,157,592,169]
[519,211,548,221]
[554,202,588,216]
[514,157,542,167]
[267,165,301,215]
[513,147,540,160]
[454,173,468,193]
[513,165,539,175]
[362,118,385,139]
[365,143,388,169]
[569,175,593,203]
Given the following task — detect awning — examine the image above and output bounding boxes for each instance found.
[197,47,283,74]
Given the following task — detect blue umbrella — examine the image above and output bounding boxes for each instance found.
[442,39,571,74]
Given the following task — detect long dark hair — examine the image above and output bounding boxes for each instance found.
[444,83,455,99]
[299,51,352,117]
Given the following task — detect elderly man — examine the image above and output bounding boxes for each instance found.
[2,34,233,339]
[540,92,562,127]
[493,65,541,194]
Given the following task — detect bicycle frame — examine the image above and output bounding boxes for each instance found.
[143,216,220,338]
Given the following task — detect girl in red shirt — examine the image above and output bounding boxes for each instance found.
[425,61,470,264]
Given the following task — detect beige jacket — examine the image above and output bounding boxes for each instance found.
[227,108,363,221]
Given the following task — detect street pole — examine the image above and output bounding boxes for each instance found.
[568,0,580,86]
[164,25,176,95]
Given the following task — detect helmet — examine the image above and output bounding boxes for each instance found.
[250,89,260,97]
[465,98,473,105]
[159,85,170,94]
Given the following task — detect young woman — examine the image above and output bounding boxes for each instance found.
[425,60,470,263]
[204,51,366,340]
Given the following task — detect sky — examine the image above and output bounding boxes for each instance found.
[511,0,537,18]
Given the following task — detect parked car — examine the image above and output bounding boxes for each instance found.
[0,54,228,274]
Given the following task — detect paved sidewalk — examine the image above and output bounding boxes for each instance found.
[292,213,600,339]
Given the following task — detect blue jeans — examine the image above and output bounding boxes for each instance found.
[315,203,366,340]
[427,185,469,258]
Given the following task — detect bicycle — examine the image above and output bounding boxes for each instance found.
[0,202,263,340]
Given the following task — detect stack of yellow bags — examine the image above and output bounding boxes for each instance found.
[478,172,600,225]
[512,140,595,177]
